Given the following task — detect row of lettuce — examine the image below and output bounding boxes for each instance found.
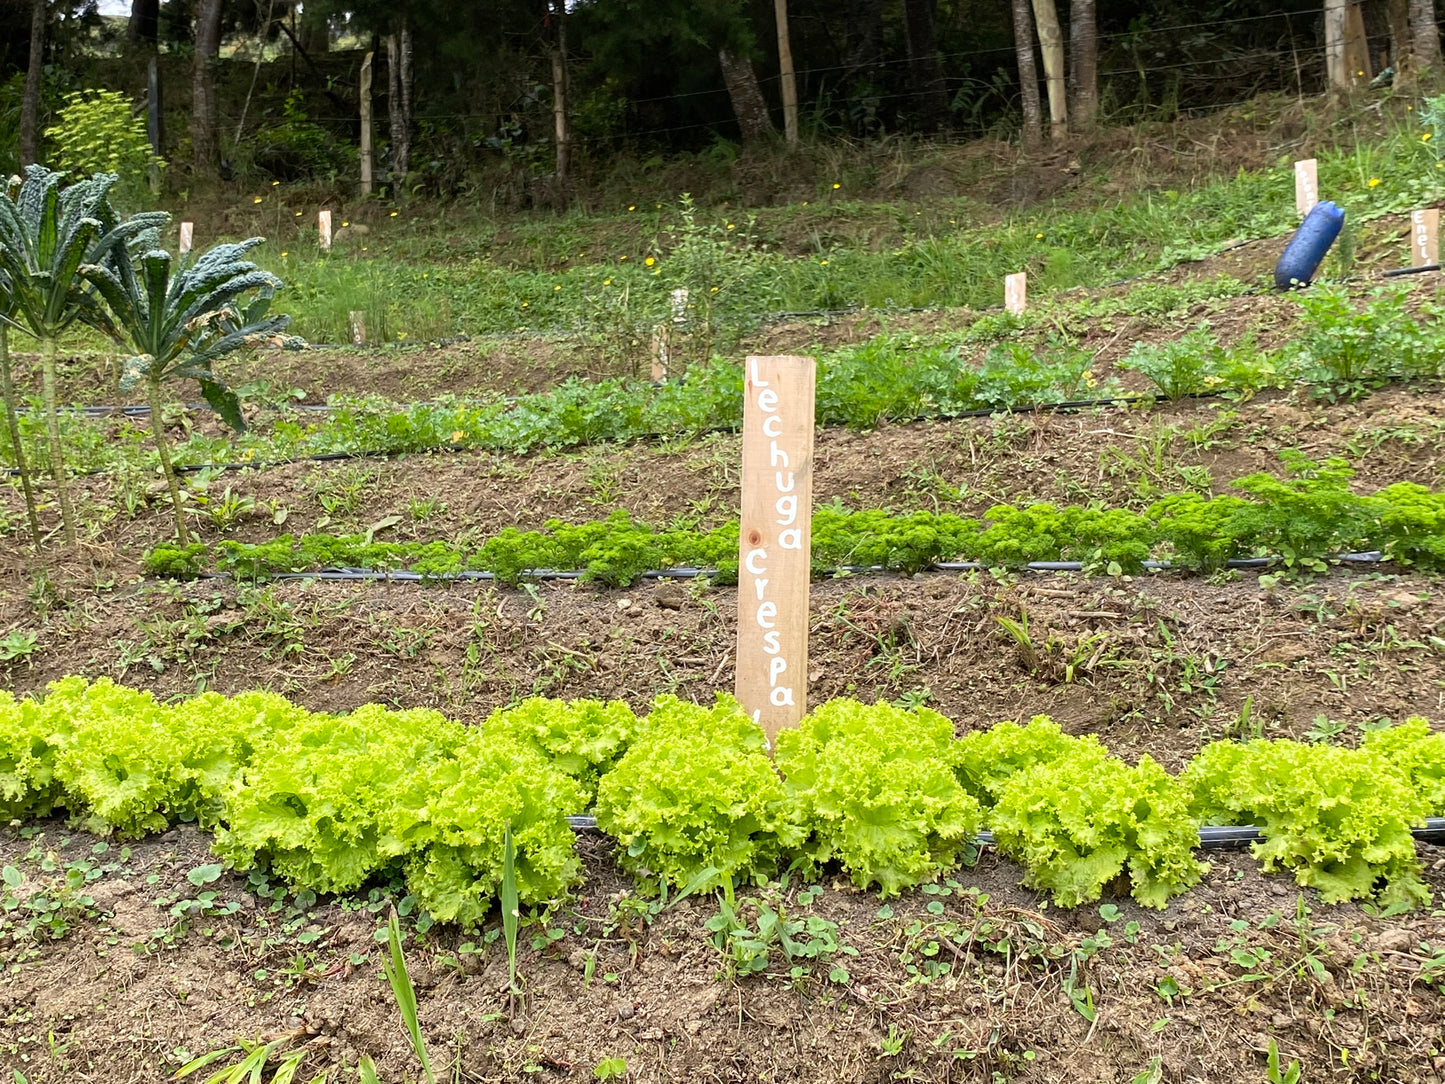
[2,677,1442,925]
[5,285,1443,477]
[143,457,1445,583]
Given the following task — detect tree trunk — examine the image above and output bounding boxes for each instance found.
[192,0,224,178]
[1011,0,1043,151]
[1387,0,1415,84]
[1031,0,1067,139]
[718,49,775,144]
[1410,0,1442,72]
[387,18,413,184]
[359,50,374,195]
[20,0,45,168]
[128,0,159,44]
[0,326,41,548]
[1067,0,1097,128]
[298,3,329,54]
[549,0,571,177]
[901,0,949,131]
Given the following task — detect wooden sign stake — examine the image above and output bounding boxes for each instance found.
[1005,272,1027,315]
[349,311,366,346]
[178,221,193,255]
[319,209,333,251]
[735,355,815,746]
[1411,209,1439,267]
[1295,159,1318,218]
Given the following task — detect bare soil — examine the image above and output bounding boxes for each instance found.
[5,230,1445,1081]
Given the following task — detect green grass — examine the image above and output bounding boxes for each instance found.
[233,105,1445,347]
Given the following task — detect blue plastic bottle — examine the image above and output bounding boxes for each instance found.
[1274,201,1345,289]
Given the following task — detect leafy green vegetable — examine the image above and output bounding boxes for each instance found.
[483,697,639,804]
[990,753,1206,909]
[954,716,1109,808]
[594,695,802,888]
[775,699,981,897]
[1184,739,1430,907]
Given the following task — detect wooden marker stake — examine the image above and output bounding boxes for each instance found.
[735,355,815,746]
[349,311,366,346]
[1295,159,1318,218]
[1412,209,1439,267]
[1004,272,1027,315]
[319,210,333,251]
[178,221,193,255]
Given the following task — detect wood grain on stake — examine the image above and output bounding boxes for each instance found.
[735,355,815,745]
[1295,158,1318,217]
[1005,272,1027,315]
[1412,208,1439,267]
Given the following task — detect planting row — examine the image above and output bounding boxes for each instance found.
[2,677,1441,926]
[141,455,1445,583]
[4,286,1441,484]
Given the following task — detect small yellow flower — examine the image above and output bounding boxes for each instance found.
[820,259,829,266]
[521,301,529,307]
[726,223,735,230]
[450,430,465,443]
[710,286,718,293]
[253,196,263,204]
[1036,232,1044,239]
[1368,177,1380,187]
[271,180,280,186]
[620,255,628,261]
[831,183,841,190]
[280,251,289,257]
[802,200,810,206]
[1423,133,1433,142]
[398,332,407,339]
[644,256,656,266]
[342,220,350,226]
[554,284,561,291]
[628,204,636,211]
[422,272,429,278]
[390,211,398,217]
[603,278,612,285]
[655,203,661,209]
[294,211,303,217]
[361,246,368,251]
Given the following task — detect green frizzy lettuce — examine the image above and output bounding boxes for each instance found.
[1184,738,1430,907]
[595,695,802,888]
[776,699,981,897]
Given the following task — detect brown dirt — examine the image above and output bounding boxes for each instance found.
[5,205,1445,1078]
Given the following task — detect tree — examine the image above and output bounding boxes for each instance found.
[901,0,949,131]
[193,0,225,177]
[83,239,289,544]
[718,49,775,143]
[387,13,414,184]
[1067,0,1097,128]
[128,0,158,44]
[1011,0,1042,150]
[1410,0,1442,73]
[20,0,45,167]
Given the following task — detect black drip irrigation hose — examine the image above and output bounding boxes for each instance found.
[1383,264,1442,278]
[176,552,1388,586]
[563,816,1445,849]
